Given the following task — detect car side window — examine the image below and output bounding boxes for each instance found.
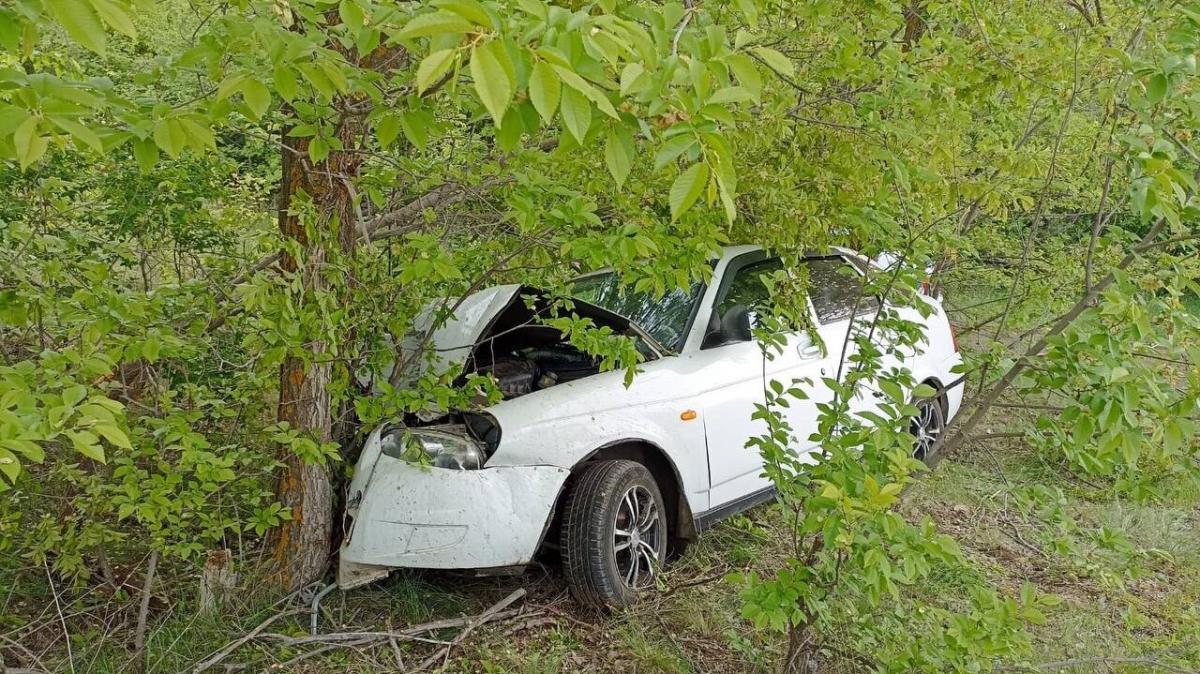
[804,257,880,324]
[715,257,785,318]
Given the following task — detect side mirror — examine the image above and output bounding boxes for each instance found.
[701,305,754,349]
[720,305,753,343]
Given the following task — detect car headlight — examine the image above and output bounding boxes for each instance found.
[379,427,485,470]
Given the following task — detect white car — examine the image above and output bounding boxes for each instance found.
[338,246,963,608]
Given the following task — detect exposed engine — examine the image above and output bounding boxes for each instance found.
[457,291,624,401]
[475,345,601,399]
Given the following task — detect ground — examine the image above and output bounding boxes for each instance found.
[12,428,1192,674]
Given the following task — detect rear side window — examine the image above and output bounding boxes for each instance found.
[804,257,879,323]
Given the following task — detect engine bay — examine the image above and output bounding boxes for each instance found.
[460,290,650,401]
[475,344,601,398]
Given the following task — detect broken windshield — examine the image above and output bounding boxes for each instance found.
[569,274,704,352]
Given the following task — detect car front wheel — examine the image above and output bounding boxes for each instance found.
[560,460,667,610]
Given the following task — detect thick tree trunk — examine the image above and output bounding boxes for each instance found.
[268,116,363,591]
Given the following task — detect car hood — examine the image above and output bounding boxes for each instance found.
[395,284,666,382]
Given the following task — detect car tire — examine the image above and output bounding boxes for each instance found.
[911,391,947,462]
[560,460,667,610]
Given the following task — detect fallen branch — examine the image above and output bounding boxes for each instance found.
[0,635,50,674]
[133,550,158,655]
[1004,656,1198,673]
[274,639,373,669]
[191,607,306,674]
[233,591,530,671]
[255,606,530,648]
[662,568,731,598]
[414,588,527,672]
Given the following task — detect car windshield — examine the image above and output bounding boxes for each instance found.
[569,273,703,352]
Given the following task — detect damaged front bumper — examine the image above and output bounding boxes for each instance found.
[338,432,569,589]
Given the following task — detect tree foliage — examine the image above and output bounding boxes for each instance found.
[0,0,1197,670]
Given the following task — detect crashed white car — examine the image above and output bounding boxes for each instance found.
[338,246,962,608]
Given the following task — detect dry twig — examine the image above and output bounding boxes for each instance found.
[414,588,527,672]
[133,551,158,656]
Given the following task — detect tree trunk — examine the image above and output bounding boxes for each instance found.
[782,625,820,674]
[902,2,926,51]
[268,115,363,591]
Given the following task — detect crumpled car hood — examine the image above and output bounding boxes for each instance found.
[393,284,665,384]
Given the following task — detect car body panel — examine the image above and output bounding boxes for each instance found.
[339,436,569,586]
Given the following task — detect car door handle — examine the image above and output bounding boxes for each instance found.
[797,344,822,360]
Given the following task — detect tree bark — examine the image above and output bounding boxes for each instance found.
[268,112,363,591]
[902,2,926,51]
[782,625,819,674]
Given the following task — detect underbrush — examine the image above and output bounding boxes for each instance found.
[3,433,1196,673]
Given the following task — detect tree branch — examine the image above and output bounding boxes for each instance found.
[937,216,1167,459]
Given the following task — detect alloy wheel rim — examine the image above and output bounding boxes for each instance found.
[613,485,661,589]
[912,399,944,460]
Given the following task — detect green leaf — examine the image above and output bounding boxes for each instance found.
[141,335,161,363]
[399,109,431,150]
[94,423,132,449]
[274,66,299,102]
[495,106,523,151]
[90,0,136,38]
[377,113,401,148]
[3,440,45,463]
[217,73,249,102]
[654,133,696,169]
[559,86,592,143]
[0,447,19,483]
[416,48,457,95]
[470,40,514,127]
[753,46,794,77]
[670,162,709,220]
[1146,73,1168,104]
[69,430,105,463]
[604,125,635,186]
[46,0,106,55]
[620,62,646,95]
[734,0,759,26]
[153,118,185,158]
[298,63,334,101]
[62,384,87,407]
[552,65,618,119]
[338,0,364,31]
[309,136,329,163]
[13,115,47,170]
[242,78,271,119]
[709,86,754,105]
[727,53,763,99]
[433,0,491,26]
[912,383,937,399]
[529,61,561,123]
[397,10,473,39]
[318,61,349,93]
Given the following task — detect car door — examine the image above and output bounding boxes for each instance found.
[803,256,887,421]
[696,254,837,508]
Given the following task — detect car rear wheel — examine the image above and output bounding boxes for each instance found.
[560,460,667,610]
[910,393,946,461]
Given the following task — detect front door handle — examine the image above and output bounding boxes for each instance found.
[798,343,822,360]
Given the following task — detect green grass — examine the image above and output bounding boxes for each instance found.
[904,441,1200,672]
[3,443,1198,674]
[1185,293,1200,316]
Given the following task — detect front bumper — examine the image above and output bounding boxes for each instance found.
[337,453,569,589]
